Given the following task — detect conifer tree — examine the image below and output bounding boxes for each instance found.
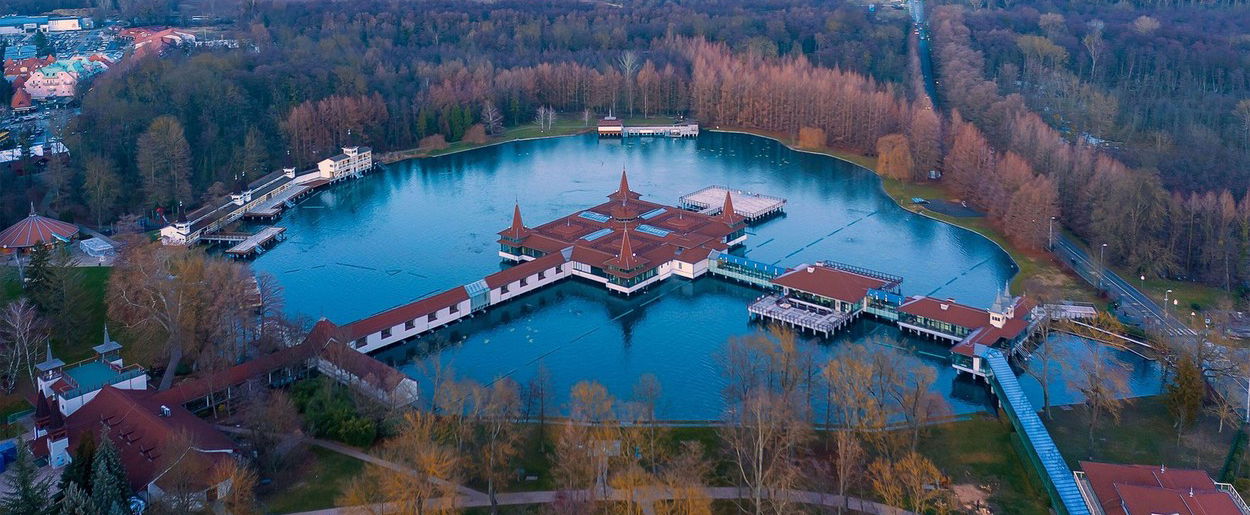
[58,482,93,515]
[0,439,53,515]
[90,431,130,512]
[59,433,97,494]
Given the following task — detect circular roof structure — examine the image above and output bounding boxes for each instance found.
[0,210,78,249]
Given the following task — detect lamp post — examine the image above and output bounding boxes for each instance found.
[1163,289,1173,320]
[1048,216,1056,250]
[1097,243,1108,290]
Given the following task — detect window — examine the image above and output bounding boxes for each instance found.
[539,271,546,280]
[428,312,438,323]
[405,320,415,330]
[381,328,392,339]
[556,265,563,273]
[520,278,529,287]
[501,285,510,294]
[450,304,460,314]
[353,338,366,348]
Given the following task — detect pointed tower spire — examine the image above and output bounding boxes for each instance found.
[720,191,740,226]
[608,169,641,201]
[103,324,111,346]
[616,226,638,269]
[507,202,528,240]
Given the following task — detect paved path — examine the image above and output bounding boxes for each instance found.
[214,425,488,502]
[284,486,910,514]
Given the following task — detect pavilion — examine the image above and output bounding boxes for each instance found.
[0,206,78,253]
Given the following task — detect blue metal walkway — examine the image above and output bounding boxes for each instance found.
[980,347,1090,515]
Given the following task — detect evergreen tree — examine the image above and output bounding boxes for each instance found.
[24,244,53,300]
[90,431,130,512]
[0,439,54,515]
[59,432,98,494]
[58,482,94,515]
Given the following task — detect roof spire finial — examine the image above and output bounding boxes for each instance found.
[29,202,36,216]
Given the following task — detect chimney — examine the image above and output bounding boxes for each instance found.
[158,405,171,417]
[806,266,815,273]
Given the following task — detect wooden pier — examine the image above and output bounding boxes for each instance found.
[747,293,856,337]
[224,227,286,258]
[244,183,314,220]
[679,186,786,222]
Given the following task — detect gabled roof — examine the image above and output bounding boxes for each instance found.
[344,287,469,339]
[772,264,890,303]
[484,251,567,289]
[64,386,235,491]
[608,170,642,201]
[1080,461,1241,515]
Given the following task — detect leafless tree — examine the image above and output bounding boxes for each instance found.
[720,389,810,515]
[618,51,641,116]
[0,299,47,393]
[1067,340,1132,449]
[481,101,503,135]
[473,378,522,513]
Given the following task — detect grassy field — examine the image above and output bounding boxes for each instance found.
[1047,395,1238,475]
[377,119,597,163]
[0,265,113,421]
[919,416,1051,514]
[259,446,365,513]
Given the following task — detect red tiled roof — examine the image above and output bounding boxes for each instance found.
[1080,461,1240,515]
[64,386,235,491]
[0,211,78,249]
[3,56,55,78]
[153,342,317,406]
[484,251,567,289]
[11,86,31,109]
[897,296,991,329]
[772,264,889,303]
[598,118,623,127]
[320,340,410,392]
[605,228,642,270]
[608,170,642,201]
[344,287,469,339]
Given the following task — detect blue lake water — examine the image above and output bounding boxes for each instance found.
[251,132,1160,419]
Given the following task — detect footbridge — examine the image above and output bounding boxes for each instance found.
[979,346,1090,515]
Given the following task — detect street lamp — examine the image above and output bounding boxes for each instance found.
[1098,243,1108,289]
[1163,289,1173,320]
[1048,216,1056,250]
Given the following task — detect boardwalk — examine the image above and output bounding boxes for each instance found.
[224,226,286,257]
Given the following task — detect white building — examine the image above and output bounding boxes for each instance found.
[317,146,373,180]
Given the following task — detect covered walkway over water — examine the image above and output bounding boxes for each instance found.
[980,346,1090,515]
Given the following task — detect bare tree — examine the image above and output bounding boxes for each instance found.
[618,51,641,116]
[0,299,47,393]
[1067,340,1132,450]
[379,411,462,514]
[720,389,810,515]
[830,431,864,515]
[473,378,522,513]
[656,441,713,515]
[481,101,503,135]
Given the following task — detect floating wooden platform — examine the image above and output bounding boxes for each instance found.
[225,227,286,258]
[747,293,855,337]
[245,184,313,219]
[679,186,786,222]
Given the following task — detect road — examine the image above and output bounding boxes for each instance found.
[1051,234,1194,337]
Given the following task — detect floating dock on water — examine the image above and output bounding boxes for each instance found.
[679,186,786,222]
[224,226,286,258]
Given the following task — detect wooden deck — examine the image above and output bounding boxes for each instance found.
[225,226,286,258]
[679,186,786,222]
[747,293,855,337]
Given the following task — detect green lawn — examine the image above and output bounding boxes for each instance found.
[260,446,365,514]
[1047,396,1237,475]
[378,120,595,163]
[919,416,1051,514]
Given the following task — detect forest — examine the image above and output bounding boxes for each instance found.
[4,0,1250,297]
[929,1,1250,294]
[1,0,909,226]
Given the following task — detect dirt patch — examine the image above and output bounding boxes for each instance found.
[925,199,985,218]
[951,483,992,514]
